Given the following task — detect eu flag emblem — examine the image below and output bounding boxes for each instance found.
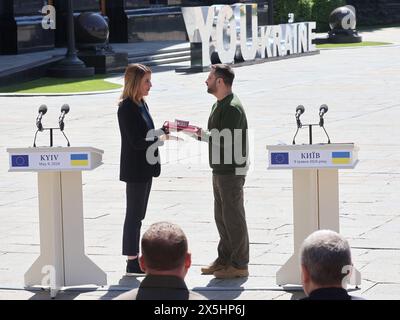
[11,155,29,167]
[271,152,289,165]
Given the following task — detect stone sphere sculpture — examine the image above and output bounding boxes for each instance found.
[75,12,109,48]
[327,5,361,43]
[329,6,356,31]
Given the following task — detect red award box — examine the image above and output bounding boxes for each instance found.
[163,120,200,133]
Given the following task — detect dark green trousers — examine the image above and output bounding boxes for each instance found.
[212,174,249,269]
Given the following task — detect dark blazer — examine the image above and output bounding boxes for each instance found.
[301,287,365,300]
[114,275,207,300]
[118,98,161,182]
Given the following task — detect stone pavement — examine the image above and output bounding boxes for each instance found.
[359,26,400,45]
[0,27,399,300]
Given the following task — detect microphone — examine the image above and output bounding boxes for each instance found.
[58,104,70,131]
[319,104,328,126]
[295,105,305,128]
[36,105,47,131]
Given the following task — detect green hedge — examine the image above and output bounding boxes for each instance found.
[311,0,347,32]
[274,0,347,32]
[275,0,298,23]
[296,0,314,21]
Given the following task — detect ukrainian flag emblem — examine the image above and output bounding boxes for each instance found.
[332,152,351,165]
[70,153,89,166]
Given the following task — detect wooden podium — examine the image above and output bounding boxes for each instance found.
[7,147,107,297]
[266,143,361,287]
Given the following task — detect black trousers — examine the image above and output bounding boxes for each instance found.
[122,179,153,256]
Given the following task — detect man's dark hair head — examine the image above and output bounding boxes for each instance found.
[141,222,188,271]
[212,64,235,87]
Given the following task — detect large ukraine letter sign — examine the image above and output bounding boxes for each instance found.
[179,3,318,71]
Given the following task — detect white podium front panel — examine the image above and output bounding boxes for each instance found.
[7,146,106,296]
[266,142,361,286]
[266,143,358,169]
[7,147,103,172]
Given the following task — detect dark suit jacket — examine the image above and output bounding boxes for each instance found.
[114,275,206,300]
[301,287,365,300]
[118,98,161,182]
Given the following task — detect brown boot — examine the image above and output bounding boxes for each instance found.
[201,261,227,275]
[213,266,249,279]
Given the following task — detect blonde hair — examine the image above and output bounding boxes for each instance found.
[120,64,152,104]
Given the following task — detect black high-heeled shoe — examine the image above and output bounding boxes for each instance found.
[126,258,145,276]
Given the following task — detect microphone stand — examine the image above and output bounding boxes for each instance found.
[307,124,316,144]
[292,120,301,145]
[293,123,331,145]
[33,127,71,147]
[61,130,71,147]
[321,124,331,144]
[33,129,40,147]
[292,108,331,145]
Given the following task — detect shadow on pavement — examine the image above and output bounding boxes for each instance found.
[193,277,248,300]
[99,275,142,300]
[28,287,95,300]
[288,291,306,300]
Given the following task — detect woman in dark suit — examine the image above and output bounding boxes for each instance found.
[118,64,171,275]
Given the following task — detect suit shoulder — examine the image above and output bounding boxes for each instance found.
[351,295,366,300]
[189,291,208,300]
[119,98,139,110]
[118,99,139,117]
[113,288,138,300]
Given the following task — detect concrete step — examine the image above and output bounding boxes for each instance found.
[128,49,190,63]
[128,45,190,59]
[127,42,191,67]
[0,55,64,87]
[129,55,190,67]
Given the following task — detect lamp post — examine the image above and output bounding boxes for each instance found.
[268,0,274,25]
[48,0,94,77]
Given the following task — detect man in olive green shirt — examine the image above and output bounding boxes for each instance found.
[188,64,249,279]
